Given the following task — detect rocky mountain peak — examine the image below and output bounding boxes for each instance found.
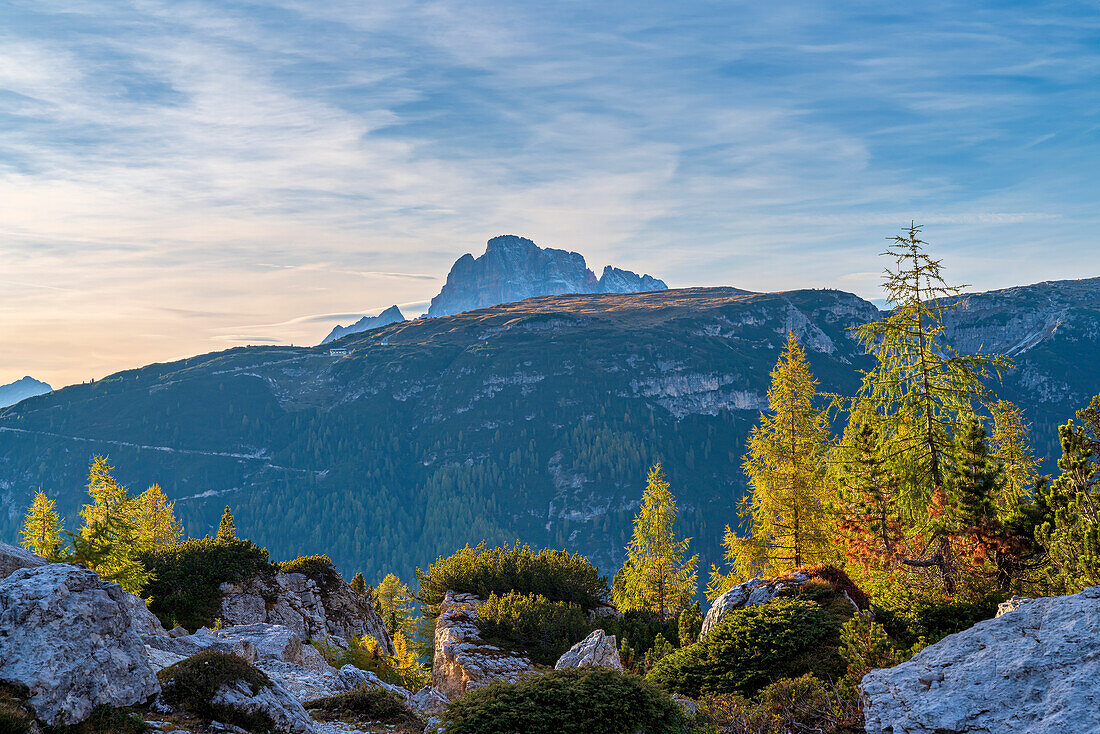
[0,376,52,409]
[426,235,667,318]
[321,305,406,345]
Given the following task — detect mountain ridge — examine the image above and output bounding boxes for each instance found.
[2,278,1098,582]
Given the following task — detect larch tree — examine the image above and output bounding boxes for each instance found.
[710,332,835,596]
[376,573,419,638]
[217,506,237,540]
[134,483,183,551]
[989,400,1040,513]
[72,456,149,593]
[837,225,1009,595]
[21,489,63,560]
[612,464,698,619]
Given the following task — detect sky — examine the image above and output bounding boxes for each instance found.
[2,1,1099,389]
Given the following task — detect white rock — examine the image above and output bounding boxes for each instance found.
[431,590,537,700]
[0,541,47,580]
[554,629,622,670]
[862,585,1100,734]
[701,572,810,636]
[409,686,449,716]
[209,676,319,734]
[0,564,160,726]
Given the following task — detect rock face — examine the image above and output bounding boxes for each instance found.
[555,629,622,670]
[0,375,51,408]
[322,305,406,345]
[0,564,160,725]
[862,585,1100,734]
[219,569,394,655]
[0,541,47,580]
[432,590,537,699]
[702,572,812,636]
[426,235,667,317]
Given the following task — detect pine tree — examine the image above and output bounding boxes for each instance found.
[134,483,183,551]
[21,490,63,560]
[712,333,835,593]
[677,601,703,647]
[838,225,1010,595]
[1036,421,1100,593]
[217,506,237,540]
[612,464,698,619]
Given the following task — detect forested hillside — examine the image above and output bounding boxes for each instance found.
[2,279,1098,583]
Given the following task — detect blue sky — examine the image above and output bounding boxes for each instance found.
[2,1,1099,387]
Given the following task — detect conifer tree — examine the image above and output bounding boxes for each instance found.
[72,456,149,593]
[350,572,366,596]
[134,483,183,551]
[21,490,63,560]
[711,333,835,593]
[837,225,1009,595]
[1036,421,1100,592]
[376,573,419,638]
[612,464,698,619]
[217,506,237,540]
[989,400,1040,513]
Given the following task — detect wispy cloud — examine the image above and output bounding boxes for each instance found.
[2,0,1100,386]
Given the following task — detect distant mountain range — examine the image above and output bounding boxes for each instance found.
[322,235,667,344]
[1,278,1097,583]
[322,305,406,345]
[0,377,51,409]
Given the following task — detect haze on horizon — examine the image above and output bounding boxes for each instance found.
[2,1,1099,389]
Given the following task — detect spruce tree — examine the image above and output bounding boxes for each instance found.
[712,333,834,593]
[838,225,1009,595]
[21,490,63,560]
[217,506,237,540]
[612,464,698,619]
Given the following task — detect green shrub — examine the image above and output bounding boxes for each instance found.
[647,599,844,698]
[871,590,1003,648]
[278,554,343,591]
[443,667,684,734]
[696,675,862,734]
[305,685,421,728]
[475,591,591,665]
[416,542,608,613]
[600,609,678,663]
[157,649,276,733]
[48,706,151,734]
[139,536,276,631]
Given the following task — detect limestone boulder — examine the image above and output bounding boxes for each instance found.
[0,541,46,580]
[862,585,1100,734]
[219,569,393,654]
[554,629,622,670]
[432,591,537,700]
[409,686,449,717]
[0,563,160,725]
[208,676,318,734]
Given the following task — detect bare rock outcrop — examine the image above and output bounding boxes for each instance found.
[210,677,319,734]
[0,563,160,726]
[0,541,46,580]
[219,569,393,655]
[432,591,536,699]
[862,585,1100,734]
[554,629,622,670]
